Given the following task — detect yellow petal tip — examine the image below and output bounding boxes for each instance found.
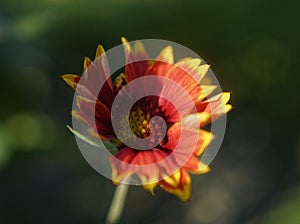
[121,37,128,44]
[95,44,105,59]
[61,74,80,89]
[157,46,174,64]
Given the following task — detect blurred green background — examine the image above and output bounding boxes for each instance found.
[0,0,299,223]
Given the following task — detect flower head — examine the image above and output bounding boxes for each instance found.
[62,38,231,201]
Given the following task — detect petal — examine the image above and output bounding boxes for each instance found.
[197,64,211,81]
[95,45,111,79]
[195,92,232,124]
[131,149,164,165]
[163,122,214,157]
[193,129,214,156]
[145,46,174,77]
[155,59,213,108]
[163,122,198,151]
[181,112,211,128]
[146,61,173,77]
[121,37,131,70]
[159,169,191,201]
[110,148,136,184]
[143,181,158,195]
[134,40,147,56]
[157,76,202,122]
[174,58,207,83]
[62,74,98,101]
[113,73,127,94]
[83,57,92,71]
[183,157,210,174]
[74,96,114,138]
[122,37,150,82]
[161,169,181,187]
[113,147,137,163]
[95,44,106,59]
[165,64,202,101]
[82,45,114,108]
[177,57,202,68]
[61,74,81,89]
[111,148,171,186]
[196,85,217,102]
[126,59,150,82]
[156,46,174,64]
[71,110,88,125]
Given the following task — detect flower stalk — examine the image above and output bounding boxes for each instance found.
[105,183,129,224]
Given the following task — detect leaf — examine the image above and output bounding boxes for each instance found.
[67,125,118,155]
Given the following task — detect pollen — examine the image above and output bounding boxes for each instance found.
[129,107,150,138]
[117,104,166,149]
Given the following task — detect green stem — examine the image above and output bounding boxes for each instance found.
[105,183,129,224]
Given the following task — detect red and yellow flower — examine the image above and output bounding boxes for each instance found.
[62,38,231,201]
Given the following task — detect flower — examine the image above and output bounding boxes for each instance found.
[62,38,232,201]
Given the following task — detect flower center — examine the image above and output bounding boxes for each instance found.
[117,102,168,150]
[129,107,151,138]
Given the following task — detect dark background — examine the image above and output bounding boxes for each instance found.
[0,0,299,223]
